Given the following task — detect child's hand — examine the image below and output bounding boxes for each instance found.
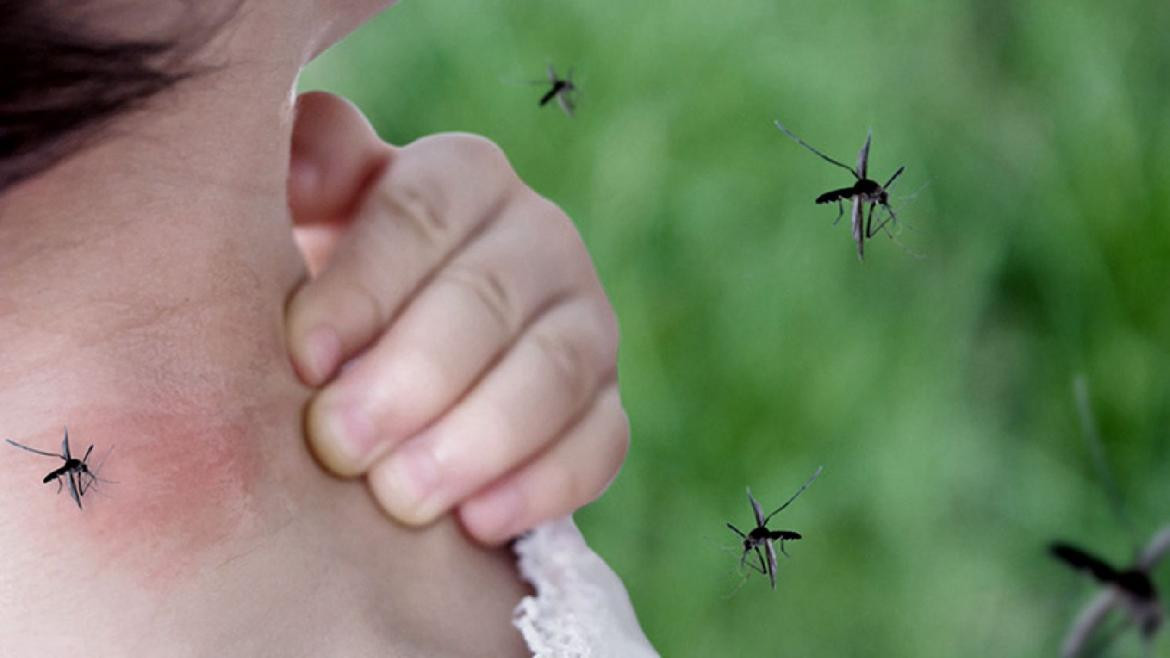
[284,92,628,545]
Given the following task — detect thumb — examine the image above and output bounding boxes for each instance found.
[288,91,390,227]
[286,92,392,384]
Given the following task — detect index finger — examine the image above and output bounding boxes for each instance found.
[286,133,524,385]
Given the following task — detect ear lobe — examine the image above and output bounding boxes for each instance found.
[288,91,392,226]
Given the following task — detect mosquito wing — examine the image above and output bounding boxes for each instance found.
[61,429,72,461]
[5,439,63,459]
[856,130,871,181]
[764,539,778,590]
[1060,589,1120,658]
[746,487,766,527]
[851,198,864,259]
[1138,525,1170,571]
[556,91,575,118]
[66,470,83,509]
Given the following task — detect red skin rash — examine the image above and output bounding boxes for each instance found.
[7,405,270,588]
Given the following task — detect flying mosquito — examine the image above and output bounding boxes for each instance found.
[5,428,110,510]
[726,465,823,590]
[1050,532,1169,657]
[1047,376,1170,657]
[535,64,577,117]
[774,120,906,260]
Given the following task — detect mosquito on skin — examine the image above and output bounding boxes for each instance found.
[774,120,906,260]
[5,428,112,510]
[726,466,823,590]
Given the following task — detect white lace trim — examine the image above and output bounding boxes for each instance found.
[512,517,659,658]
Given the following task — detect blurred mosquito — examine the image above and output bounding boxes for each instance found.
[726,465,823,590]
[1050,531,1169,657]
[534,64,577,117]
[5,428,112,510]
[774,120,905,260]
[1047,376,1169,657]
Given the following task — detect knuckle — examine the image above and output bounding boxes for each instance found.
[526,195,588,266]
[606,404,631,472]
[346,271,392,329]
[444,133,511,170]
[546,459,587,509]
[530,326,594,407]
[329,270,393,332]
[372,170,452,248]
[438,262,521,334]
[592,298,620,363]
[588,398,630,501]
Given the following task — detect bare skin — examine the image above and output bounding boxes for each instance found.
[0,1,537,655]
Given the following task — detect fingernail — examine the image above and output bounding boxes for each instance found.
[375,442,442,524]
[465,486,525,542]
[304,325,340,382]
[313,395,378,471]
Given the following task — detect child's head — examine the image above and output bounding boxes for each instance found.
[0,0,393,194]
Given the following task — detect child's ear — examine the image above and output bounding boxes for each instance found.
[288,91,392,227]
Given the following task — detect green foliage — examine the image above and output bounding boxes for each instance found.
[302,1,1170,654]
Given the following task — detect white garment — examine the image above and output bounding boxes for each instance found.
[512,517,660,658]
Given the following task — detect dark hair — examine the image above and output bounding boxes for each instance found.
[0,1,236,194]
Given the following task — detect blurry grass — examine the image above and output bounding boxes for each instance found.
[302,0,1170,655]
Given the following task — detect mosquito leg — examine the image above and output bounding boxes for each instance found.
[55,478,63,494]
[883,165,906,190]
[868,204,897,238]
[832,200,845,225]
[742,552,767,575]
[739,548,766,575]
[865,201,876,238]
[779,541,791,559]
[763,466,823,525]
[4,439,63,458]
[753,545,768,576]
[773,121,859,178]
[67,471,82,509]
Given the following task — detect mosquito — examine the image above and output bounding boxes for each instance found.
[1049,532,1169,657]
[536,64,577,117]
[726,465,823,590]
[5,427,110,510]
[1047,376,1170,657]
[774,120,906,260]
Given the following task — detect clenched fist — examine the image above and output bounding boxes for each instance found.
[285,92,628,545]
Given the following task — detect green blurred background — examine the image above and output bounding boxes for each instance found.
[301,1,1170,655]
